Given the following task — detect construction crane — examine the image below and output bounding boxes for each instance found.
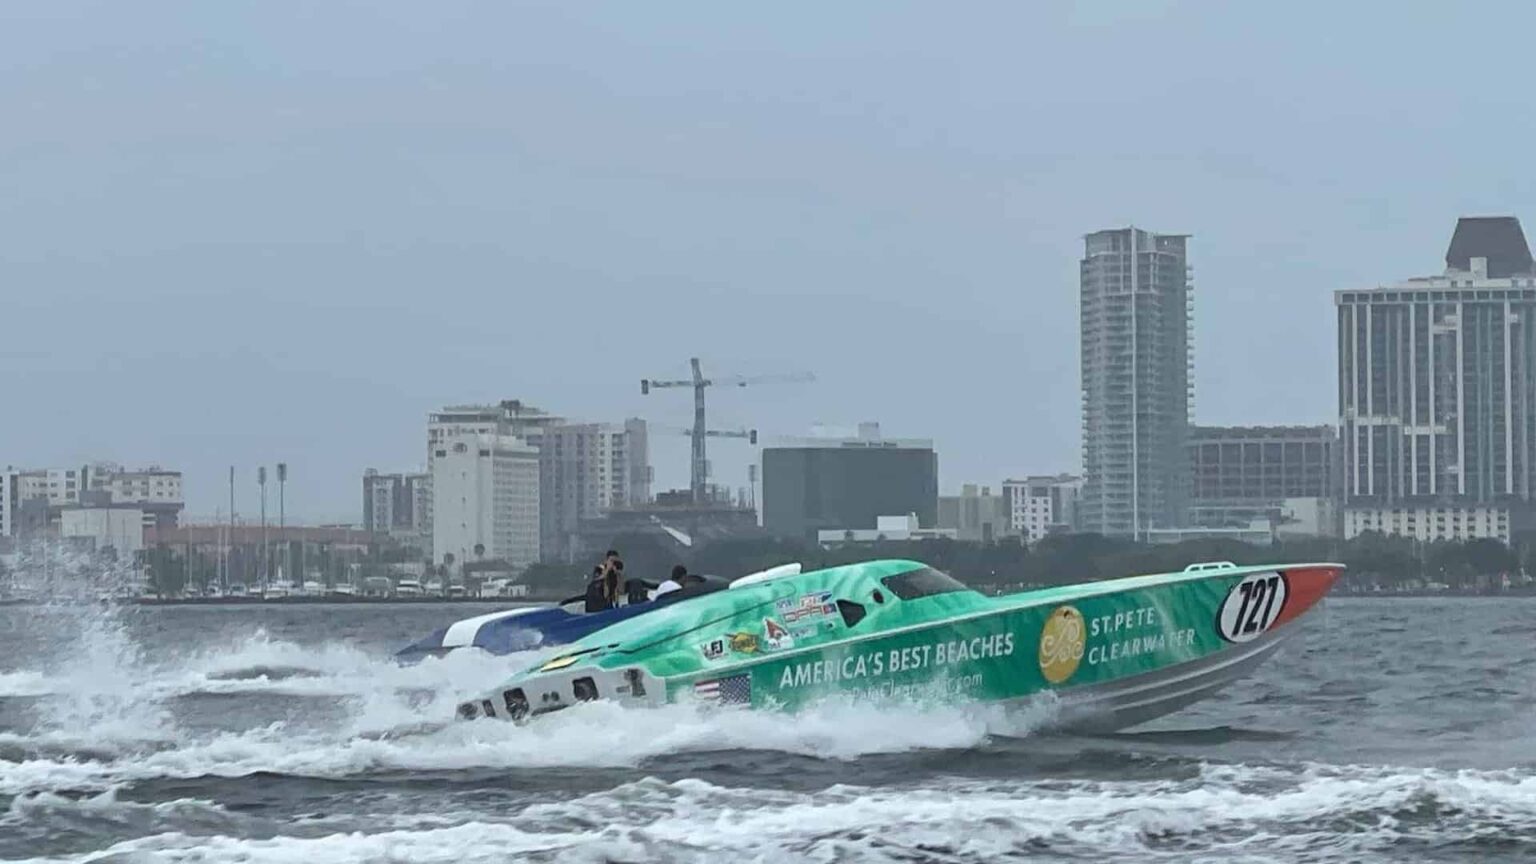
[641,358,813,504]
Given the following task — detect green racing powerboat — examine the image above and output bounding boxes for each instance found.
[456,558,1342,731]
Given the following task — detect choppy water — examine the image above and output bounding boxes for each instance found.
[1,597,1533,863]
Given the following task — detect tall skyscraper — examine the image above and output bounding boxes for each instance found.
[1079,227,1193,539]
[1336,216,1536,542]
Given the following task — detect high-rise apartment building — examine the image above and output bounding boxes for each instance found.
[361,470,429,540]
[1079,227,1193,539]
[423,401,563,560]
[421,401,650,564]
[1337,216,1536,542]
[430,434,541,573]
[540,419,650,562]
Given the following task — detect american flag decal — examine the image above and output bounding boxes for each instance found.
[693,673,752,705]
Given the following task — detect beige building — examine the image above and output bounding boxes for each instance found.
[431,434,541,574]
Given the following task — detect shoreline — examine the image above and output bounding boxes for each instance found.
[4,588,1535,606]
[0,595,563,607]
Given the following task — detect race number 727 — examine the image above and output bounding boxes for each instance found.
[1217,573,1288,643]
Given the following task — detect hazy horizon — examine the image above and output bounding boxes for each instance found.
[6,1,1536,522]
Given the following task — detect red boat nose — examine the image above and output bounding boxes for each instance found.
[1272,565,1344,629]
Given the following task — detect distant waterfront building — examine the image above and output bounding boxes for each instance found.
[1186,426,1339,537]
[817,513,957,547]
[1337,216,1536,543]
[0,472,13,538]
[361,470,429,541]
[422,401,649,563]
[147,523,378,590]
[1002,475,1082,543]
[1079,227,1193,540]
[761,423,938,543]
[938,485,1014,542]
[430,434,541,573]
[540,419,650,562]
[1144,520,1274,546]
[60,506,147,557]
[427,401,565,467]
[424,401,564,551]
[0,462,182,539]
[90,464,184,530]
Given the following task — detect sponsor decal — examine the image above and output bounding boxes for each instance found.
[1084,604,1196,665]
[787,623,818,641]
[764,618,795,650]
[1217,572,1288,643]
[776,591,836,623]
[1038,605,1085,684]
[700,637,726,661]
[728,632,761,655]
[776,631,1015,690]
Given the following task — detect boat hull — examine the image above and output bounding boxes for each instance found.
[1033,622,1296,732]
[460,562,1341,730]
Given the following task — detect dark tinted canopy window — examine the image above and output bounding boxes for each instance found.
[880,567,968,600]
[836,598,866,628]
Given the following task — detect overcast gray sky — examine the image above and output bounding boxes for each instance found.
[5,1,1535,521]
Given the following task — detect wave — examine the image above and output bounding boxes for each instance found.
[17,767,1536,863]
[0,670,51,699]
[0,693,1059,796]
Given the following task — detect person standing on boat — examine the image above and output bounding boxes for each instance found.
[583,564,612,612]
[605,558,626,605]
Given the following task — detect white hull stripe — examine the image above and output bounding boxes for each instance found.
[442,607,545,648]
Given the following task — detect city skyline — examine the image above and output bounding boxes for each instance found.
[7,3,1534,519]
[9,214,1515,526]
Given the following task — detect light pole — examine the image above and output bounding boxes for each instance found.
[277,462,287,586]
[227,465,235,591]
[258,466,268,591]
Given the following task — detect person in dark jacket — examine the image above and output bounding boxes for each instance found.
[624,567,656,605]
[583,564,611,613]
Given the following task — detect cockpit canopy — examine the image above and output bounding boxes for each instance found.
[878,566,969,600]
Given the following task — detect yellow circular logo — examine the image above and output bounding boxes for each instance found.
[1038,605,1085,684]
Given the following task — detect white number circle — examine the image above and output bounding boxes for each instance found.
[1217,572,1288,643]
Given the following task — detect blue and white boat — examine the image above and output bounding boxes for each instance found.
[394,571,749,663]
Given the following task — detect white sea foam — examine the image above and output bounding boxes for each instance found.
[3,786,229,824]
[18,766,1536,864]
[0,602,1057,797]
[0,670,51,699]
[0,693,1049,795]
